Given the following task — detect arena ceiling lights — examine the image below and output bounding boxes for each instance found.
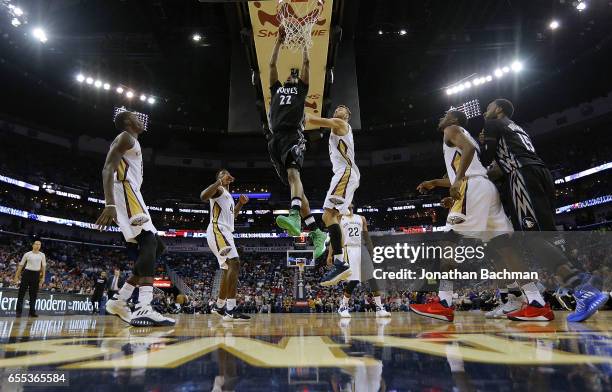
[445,60,523,96]
[75,72,158,105]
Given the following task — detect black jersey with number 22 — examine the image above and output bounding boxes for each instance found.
[268,80,308,133]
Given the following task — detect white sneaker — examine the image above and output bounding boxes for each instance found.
[485,294,524,319]
[130,305,176,326]
[375,305,391,318]
[338,306,351,318]
[105,298,132,323]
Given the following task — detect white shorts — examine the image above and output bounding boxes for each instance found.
[206,224,238,270]
[446,176,513,242]
[323,170,359,214]
[113,182,157,243]
[343,245,362,281]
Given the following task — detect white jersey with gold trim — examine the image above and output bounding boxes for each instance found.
[340,213,363,247]
[114,133,144,190]
[111,133,156,243]
[329,123,360,178]
[443,127,487,184]
[208,187,235,233]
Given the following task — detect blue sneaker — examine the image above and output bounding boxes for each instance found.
[320,259,351,287]
[567,285,609,322]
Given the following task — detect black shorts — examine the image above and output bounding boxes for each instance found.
[507,165,556,231]
[267,131,306,185]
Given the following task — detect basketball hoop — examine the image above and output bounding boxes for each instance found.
[277,0,324,52]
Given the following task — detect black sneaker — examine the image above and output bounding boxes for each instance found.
[211,304,226,317]
[320,259,351,287]
[222,309,251,322]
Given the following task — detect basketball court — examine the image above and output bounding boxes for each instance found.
[0,312,610,390]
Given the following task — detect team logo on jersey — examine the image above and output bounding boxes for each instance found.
[522,217,537,229]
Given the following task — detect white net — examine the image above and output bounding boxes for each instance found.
[277,0,324,52]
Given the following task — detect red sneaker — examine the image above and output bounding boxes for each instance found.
[410,301,454,322]
[506,301,555,321]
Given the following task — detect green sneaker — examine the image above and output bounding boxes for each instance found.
[309,228,327,259]
[276,210,302,236]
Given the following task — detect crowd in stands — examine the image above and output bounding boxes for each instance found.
[2,230,610,315]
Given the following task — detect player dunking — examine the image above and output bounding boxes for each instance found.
[481,99,608,322]
[411,110,517,322]
[267,28,326,258]
[96,110,175,327]
[329,204,391,318]
[200,169,250,321]
[305,106,359,286]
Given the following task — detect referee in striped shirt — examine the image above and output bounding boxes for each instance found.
[14,240,46,318]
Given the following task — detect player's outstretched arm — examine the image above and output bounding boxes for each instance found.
[301,46,310,85]
[305,114,347,135]
[96,132,134,231]
[444,125,476,199]
[200,173,234,202]
[269,28,285,87]
[416,176,451,193]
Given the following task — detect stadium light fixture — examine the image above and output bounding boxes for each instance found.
[511,61,523,72]
[399,29,407,36]
[32,27,47,43]
[378,30,383,35]
[94,80,102,88]
[116,86,124,94]
[147,97,156,104]
[445,60,522,96]
[11,17,20,27]
[13,7,23,17]
[140,94,147,101]
[125,91,134,99]
[85,77,93,85]
[103,83,110,90]
[192,33,201,42]
[576,1,586,12]
[76,74,85,83]
[549,20,560,30]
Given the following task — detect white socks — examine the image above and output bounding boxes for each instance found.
[522,282,545,306]
[117,282,135,301]
[438,280,454,306]
[216,298,226,308]
[341,296,350,307]
[226,298,237,311]
[374,296,383,307]
[137,286,153,307]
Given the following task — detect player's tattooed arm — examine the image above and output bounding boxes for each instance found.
[444,125,476,200]
[234,194,249,218]
[361,216,375,259]
[301,46,310,85]
[304,114,347,135]
[96,132,134,231]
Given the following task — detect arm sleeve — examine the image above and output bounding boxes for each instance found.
[480,119,503,166]
[270,81,282,96]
